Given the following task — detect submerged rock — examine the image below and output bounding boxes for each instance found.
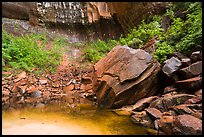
[92,45,161,108]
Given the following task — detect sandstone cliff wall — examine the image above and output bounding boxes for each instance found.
[2,2,168,40]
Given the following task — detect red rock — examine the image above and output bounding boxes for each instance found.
[24,97,37,104]
[113,105,134,116]
[14,71,27,83]
[81,74,92,84]
[63,84,75,91]
[190,51,202,63]
[78,97,93,104]
[175,76,202,91]
[163,86,177,94]
[87,89,93,93]
[171,104,194,115]
[17,79,27,86]
[133,96,158,111]
[194,89,202,96]
[80,84,86,91]
[179,61,202,79]
[52,83,60,88]
[158,115,174,135]
[2,71,12,75]
[66,91,75,98]
[92,45,161,108]
[50,89,60,92]
[2,89,10,96]
[145,107,163,119]
[2,96,10,102]
[85,84,92,91]
[11,85,21,93]
[2,81,6,85]
[39,79,47,85]
[131,111,153,127]
[72,91,80,98]
[5,74,13,80]
[191,111,202,120]
[163,110,177,116]
[173,114,202,135]
[184,104,202,110]
[42,91,50,99]
[173,52,191,67]
[18,85,27,94]
[66,97,74,104]
[149,94,195,112]
[74,84,81,90]
[27,85,38,93]
[184,95,202,104]
[33,78,38,83]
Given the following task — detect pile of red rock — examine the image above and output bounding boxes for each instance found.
[113,50,202,135]
[2,66,95,110]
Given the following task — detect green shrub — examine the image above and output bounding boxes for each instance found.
[83,39,117,63]
[119,16,163,49]
[2,29,61,74]
[156,2,202,62]
[154,42,174,63]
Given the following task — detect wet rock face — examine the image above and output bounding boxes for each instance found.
[2,2,123,42]
[37,2,88,25]
[92,45,162,108]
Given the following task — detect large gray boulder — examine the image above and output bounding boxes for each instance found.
[162,57,182,77]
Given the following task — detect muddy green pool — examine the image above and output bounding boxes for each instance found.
[2,104,148,135]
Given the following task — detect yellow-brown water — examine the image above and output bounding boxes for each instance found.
[2,104,147,135]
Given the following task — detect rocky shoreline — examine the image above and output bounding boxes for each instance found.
[2,61,96,111]
[110,48,202,135]
[85,45,202,135]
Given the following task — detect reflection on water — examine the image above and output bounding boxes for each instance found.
[2,104,147,135]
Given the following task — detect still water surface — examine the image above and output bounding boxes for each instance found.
[2,104,147,135]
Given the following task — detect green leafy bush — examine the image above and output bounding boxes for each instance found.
[2,29,62,73]
[154,42,174,63]
[83,39,118,63]
[157,2,202,61]
[119,16,163,49]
